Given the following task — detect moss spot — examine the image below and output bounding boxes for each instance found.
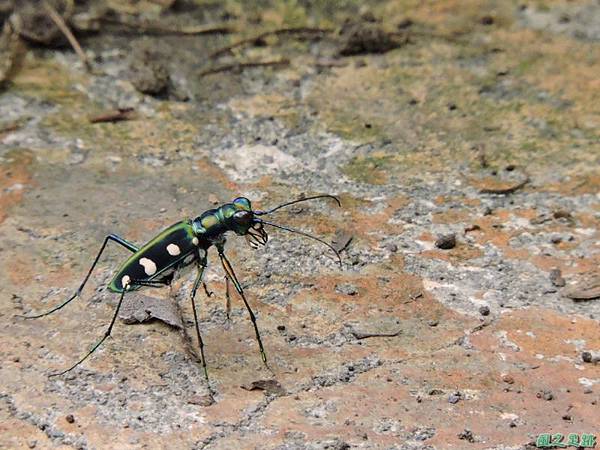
[343,155,395,185]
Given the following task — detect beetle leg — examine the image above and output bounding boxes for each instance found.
[49,284,130,377]
[217,249,268,368]
[225,276,231,321]
[190,253,209,382]
[19,234,139,319]
[202,282,213,298]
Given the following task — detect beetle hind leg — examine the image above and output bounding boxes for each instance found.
[19,234,138,319]
[190,254,210,382]
[49,283,131,377]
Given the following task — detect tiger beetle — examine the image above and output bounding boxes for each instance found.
[21,195,342,380]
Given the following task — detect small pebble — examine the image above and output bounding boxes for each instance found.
[427,320,438,327]
[581,351,600,363]
[65,414,75,424]
[550,235,562,244]
[457,429,474,442]
[208,193,219,205]
[562,414,572,421]
[27,441,37,449]
[464,224,480,233]
[335,283,358,296]
[448,392,462,404]
[385,243,398,253]
[435,234,456,250]
[501,374,515,384]
[398,18,413,29]
[480,15,494,25]
[277,325,286,332]
[553,209,572,220]
[187,394,214,407]
[479,305,490,316]
[536,390,554,401]
[549,268,566,287]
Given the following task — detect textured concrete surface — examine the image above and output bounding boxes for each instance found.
[1,1,599,449]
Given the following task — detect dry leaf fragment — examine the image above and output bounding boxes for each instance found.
[240,379,286,396]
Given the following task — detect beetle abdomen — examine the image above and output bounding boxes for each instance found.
[108,220,201,292]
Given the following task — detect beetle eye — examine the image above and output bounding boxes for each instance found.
[233,210,251,224]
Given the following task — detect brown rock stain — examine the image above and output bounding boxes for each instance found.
[196,158,239,192]
[487,308,600,358]
[421,244,484,262]
[431,208,471,224]
[0,149,34,224]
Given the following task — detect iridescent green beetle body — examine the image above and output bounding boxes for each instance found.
[108,198,255,293]
[22,195,341,381]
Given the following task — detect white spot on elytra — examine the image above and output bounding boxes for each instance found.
[167,243,181,256]
[139,257,157,276]
[121,275,131,288]
[192,237,199,246]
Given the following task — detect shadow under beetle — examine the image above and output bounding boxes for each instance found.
[22,195,342,380]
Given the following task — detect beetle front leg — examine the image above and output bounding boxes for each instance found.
[217,249,268,368]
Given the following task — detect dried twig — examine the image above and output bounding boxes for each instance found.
[43,0,90,71]
[0,117,29,136]
[314,58,349,68]
[0,121,20,134]
[240,380,286,395]
[391,29,466,44]
[210,27,332,59]
[101,18,234,36]
[0,21,25,86]
[352,329,402,340]
[89,107,136,124]
[199,58,290,77]
[479,176,529,195]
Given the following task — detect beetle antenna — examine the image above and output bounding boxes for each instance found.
[256,219,342,267]
[254,195,341,216]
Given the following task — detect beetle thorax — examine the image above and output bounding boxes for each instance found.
[192,198,255,238]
